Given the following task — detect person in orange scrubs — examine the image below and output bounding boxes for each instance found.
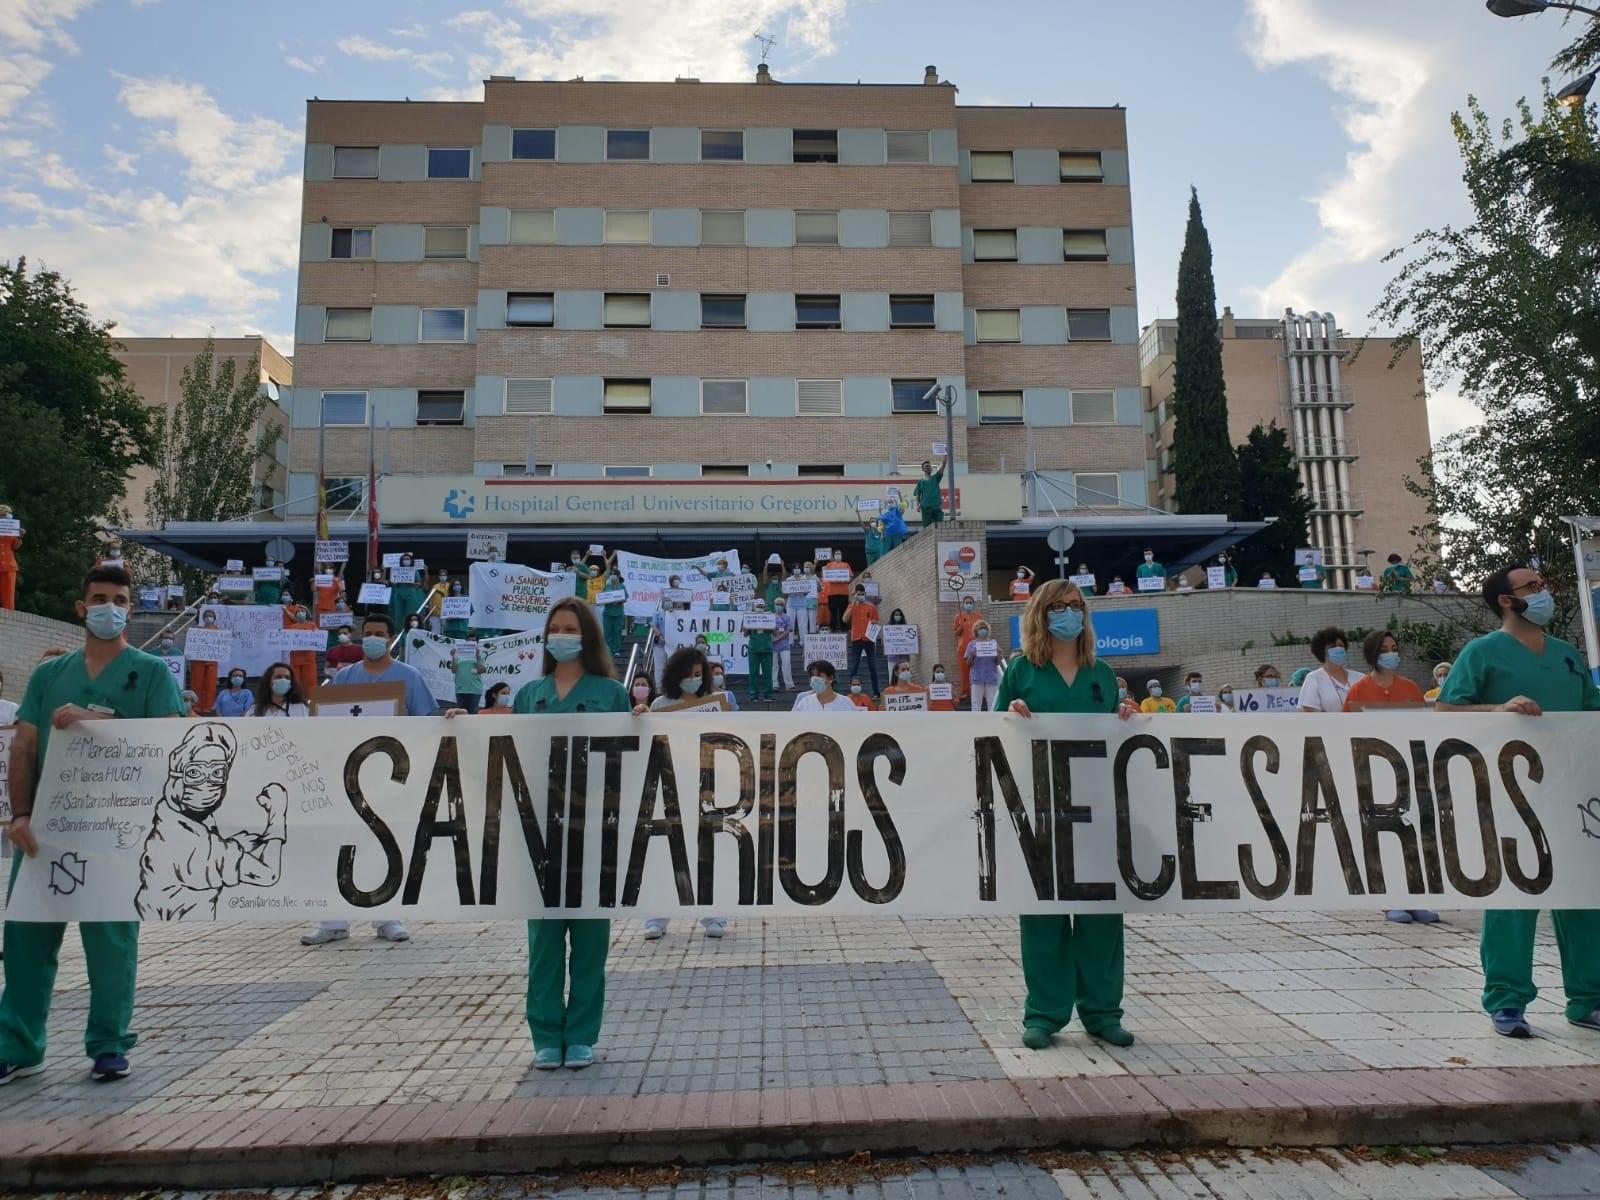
[0,505,20,610]
[282,597,322,700]
[952,596,985,701]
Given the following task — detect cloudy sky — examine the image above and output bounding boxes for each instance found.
[0,0,1578,438]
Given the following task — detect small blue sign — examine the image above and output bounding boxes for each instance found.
[1008,607,1160,657]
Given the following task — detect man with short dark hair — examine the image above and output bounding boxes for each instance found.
[1,565,185,1086]
[1438,563,1600,1039]
[913,454,947,528]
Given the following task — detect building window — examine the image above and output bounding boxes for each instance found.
[700,294,746,329]
[701,464,749,478]
[798,464,845,478]
[603,379,651,414]
[416,389,465,426]
[890,294,935,328]
[887,211,933,247]
[1063,229,1109,261]
[1067,308,1112,341]
[796,379,843,415]
[973,229,1018,261]
[1070,390,1116,424]
[324,308,372,342]
[504,378,553,414]
[606,129,651,160]
[424,226,469,259]
[1075,472,1120,505]
[700,209,745,245]
[501,462,554,476]
[321,392,368,425]
[701,379,748,415]
[795,210,838,246]
[324,475,364,511]
[506,292,555,327]
[332,146,378,178]
[603,293,651,327]
[427,147,471,178]
[886,131,930,164]
[975,309,1021,342]
[978,390,1024,424]
[701,129,744,161]
[420,308,468,342]
[604,465,652,478]
[970,151,1014,181]
[892,379,938,413]
[509,210,555,244]
[330,227,373,259]
[795,294,842,329]
[792,129,838,163]
[511,128,555,160]
[605,210,650,243]
[1059,151,1104,182]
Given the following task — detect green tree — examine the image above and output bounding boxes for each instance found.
[1228,422,1312,584]
[0,260,155,617]
[1373,90,1600,628]
[1170,187,1241,517]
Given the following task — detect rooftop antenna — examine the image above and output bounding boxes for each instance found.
[753,31,776,63]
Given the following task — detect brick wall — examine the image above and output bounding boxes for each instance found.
[0,609,83,708]
[856,521,993,681]
[478,247,963,292]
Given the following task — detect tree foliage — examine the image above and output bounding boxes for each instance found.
[1228,422,1313,584]
[0,260,156,617]
[1372,90,1600,630]
[1170,187,1241,518]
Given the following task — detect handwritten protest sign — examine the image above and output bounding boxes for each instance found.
[881,625,920,657]
[882,690,928,712]
[802,633,848,673]
[467,562,577,633]
[357,582,392,605]
[662,611,754,674]
[467,530,507,561]
[315,540,348,563]
[182,628,234,664]
[615,550,743,619]
[266,630,331,654]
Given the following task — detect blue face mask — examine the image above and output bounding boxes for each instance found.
[810,676,829,693]
[362,636,388,660]
[1048,608,1085,641]
[680,675,702,695]
[271,677,293,697]
[1264,677,1280,688]
[546,634,583,662]
[1377,651,1401,671]
[84,603,127,641]
[1327,646,1349,666]
[1519,589,1556,627]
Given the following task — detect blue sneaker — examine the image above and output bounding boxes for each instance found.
[1411,910,1441,924]
[0,1061,45,1086]
[1569,1008,1600,1033]
[533,1048,563,1071]
[1384,910,1414,923]
[90,1053,130,1081]
[1492,1009,1533,1038]
[564,1044,594,1069]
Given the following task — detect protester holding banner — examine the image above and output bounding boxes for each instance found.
[1216,684,1236,711]
[513,597,628,1069]
[964,619,1001,712]
[452,635,486,714]
[843,584,882,699]
[214,670,253,718]
[746,600,775,702]
[1175,672,1206,712]
[1437,563,1600,1038]
[1139,679,1175,713]
[953,597,985,701]
[600,573,626,657]
[822,550,853,633]
[0,504,20,610]
[251,663,310,718]
[281,601,320,701]
[858,511,885,565]
[187,612,220,714]
[1343,632,1425,713]
[1135,550,1165,589]
[312,564,345,625]
[0,564,185,1085]
[928,664,957,711]
[998,577,1140,1052]
[1009,565,1035,602]
[882,664,928,710]
[388,556,426,630]
[1211,554,1237,588]
[423,570,451,633]
[1297,627,1365,713]
[628,672,656,710]
[881,495,909,552]
[442,580,471,639]
[253,560,282,607]
[771,598,796,691]
[795,563,818,638]
[883,609,912,676]
[762,557,786,611]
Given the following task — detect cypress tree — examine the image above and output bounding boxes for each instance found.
[1170,188,1241,516]
[1230,422,1313,583]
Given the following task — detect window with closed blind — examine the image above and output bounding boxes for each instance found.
[606,129,650,160]
[796,379,843,415]
[1063,229,1109,261]
[423,226,469,259]
[604,465,652,477]
[701,380,748,415]
[1067,309,1112,340]
[889,294,935,328]
[796,294,842,328]
[1070,391,1115,424]
[795,211,838,245]
[603,293,651,327]
[701,130,743,161]
[1074,473,1119,505]
[321,392,367,425]
[1059,151,1104,181]
[792,129,838,163]
[887,211,932,246]
[970,151,1014,181]
[603,379,651,414]
[324,308,371,342]
[506,293,554,327]
[416,390,465,426]
[975,309,1021,342]
[700,209,745,245]
[333,146,378,178]
[973,229,1017,260]
[604,210,650,243]
[509,210,555,244]
[701,294,746,329]
[978,390,1024,424]
[504,379,553,414]
[886,131,930,164]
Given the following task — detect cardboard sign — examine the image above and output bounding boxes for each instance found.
[857,498,881,514]
[225,559,244,573]
[823,567,852,583]
[1206,567,1228,589]
[442,596,473,619]
[467,530,508,561]
[357,582,392,605]
[928,683,954,701]
[1070,574,1097,590]
[972,639,999,658]
[315,540,349,563]
[218,576,255,594]
[743,613,777,630]
[1231,686,1303,713]
[451,643,482,661]
[388,567,419,585]
[182,628,235,664]
[320,613,354,630]
[863,580,881,600]
[782,578,817,597]
[1137,576,1164,592]
[1257,578,1277,589]
[1298,567,1320,583]
[0,724,13,823]
[587,544,604,556]
[381,553,403,568]
[308,682,407,717]
[882,690,928,712]
[654,694,732,714]
[881,624,920,656]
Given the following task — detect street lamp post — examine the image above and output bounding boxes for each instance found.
[1488,0,1600,19]
[923,383,960,520]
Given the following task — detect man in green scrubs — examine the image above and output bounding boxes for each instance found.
[1,564,185,1085]
[1135,549,1165,588]
[914,455,947,529]
[1437,563,1600,1038]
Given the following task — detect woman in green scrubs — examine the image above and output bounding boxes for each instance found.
[512,596,629,1070]
[995,577,1141,1051]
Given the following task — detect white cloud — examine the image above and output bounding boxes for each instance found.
[115,74,298,192]
[337,34,452,79]
[101,143,136,174]
[284,52,326,74]
[0,0,93,120]
[388,22,429,39]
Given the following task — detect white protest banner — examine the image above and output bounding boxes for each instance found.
[743,612,777,631]
[822,566,851,583]
[881,625,920,657]
[857,498,881,514]
[252,566,283,582]
[200,605,291,676]
[662,611,753,674]
[932,441,948,456]
[1137,576,1164,592]
[27,710,1593,923]
[1232,686,1303,714]
[267,630,331,654]
[1299,567,1320,583]
[382,553,404,568]
[882,690,928,713]
[402,628,549,702]
[389,567,420,585]
[595,590,627,606]
[664,589,693,604]
[588,544,605,556]
[225,559,244,573]
[938,539,984,604]
[1206,567,1228,589]
[1294,547,1326,566]
[468,562,577,632]
[803,633,848,673]
[1070,574,1097,591]
[782,578,817,598]
[929,683,954,702]
[314,573,334,589]
[320,613,353,630]
[357,582,391,605]
[138,588,162,609]
[0,518,19,537]
[972,639,998,658]
[467,530,508,561]
[218,576,255,595]
[1107,582,1129,595]
[713,572,759,606]
[0,724,13,824]
[315,540,349,563]
[442,596,472,620]
[1257,579,1277,590]
[182,628,234,664]
[615,549,743,619]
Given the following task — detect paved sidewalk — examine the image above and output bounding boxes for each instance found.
[3,909,1600,1187]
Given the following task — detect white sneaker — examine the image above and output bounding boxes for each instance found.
[642,918,668,940]
[702,917,727,939]
[374,921,411,942]
[300,927,349,946]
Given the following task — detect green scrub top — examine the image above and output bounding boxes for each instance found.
[17,645,186,769]
[1380,563,1414,592]
[1299,565,1326,590]
[1136,562,1165,579]
[994,654,1119,716]
[452,653,485,695]
[1437,630,1600,714]
[914,470,943,513]
[513,672,631,715]
[764,579,783,609]
[254,581,282,605]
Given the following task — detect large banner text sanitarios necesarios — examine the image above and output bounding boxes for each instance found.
[10,712,1598,923]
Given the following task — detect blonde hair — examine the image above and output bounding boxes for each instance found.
[1020,577,1096,668]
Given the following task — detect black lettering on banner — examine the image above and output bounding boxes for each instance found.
[479,735,560,906]
[851,733,908,904]
[1051,740,1115,901]
[565,736,589,907]
[778,733,846,904]
[1432,738,1502,897]
[1295,738,1365,896]
[1351,738,1424,895]
[972,736,1053,902]
[402,736,474,905]
[543,737,569,904]
[758,733,776,905]
[1497,740,1552,894]
[1407,741,1446,893]
[1238,736,1291,900]
[698,733,757,905]
[590,736,639,907]
[1113,735,1174,901]
[1170,738,1238,900]
[623,735,695,906]
[338,736,407,907]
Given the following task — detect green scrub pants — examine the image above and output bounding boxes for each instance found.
[1481,909,1600,1021]
[920,507,943,529]
[603,607,625,657]
[1018,913,1124,1036]
[748,651,773,700]
[526,918,609,1053]
[0,855,140,1065]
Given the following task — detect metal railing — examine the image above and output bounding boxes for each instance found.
[1296,435,1359,459]
[1292,385,1356,407]
[1306,490,1364,514]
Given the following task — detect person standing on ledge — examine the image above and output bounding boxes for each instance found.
[0,505,22,610]
[1437,564,1600,1040]
[1135,549,1165,589]
[1380,552,1415,593]
[914,454,948,529]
